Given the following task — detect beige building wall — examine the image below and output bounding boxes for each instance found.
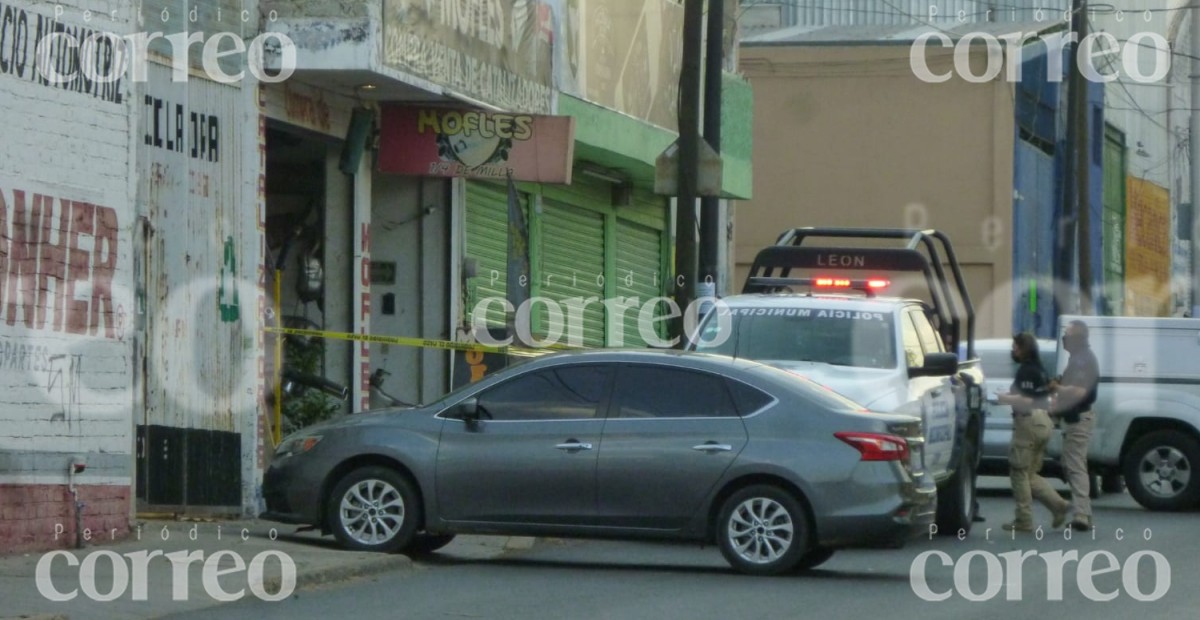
[737,44,1016,339]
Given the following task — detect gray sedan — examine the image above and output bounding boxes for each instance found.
[261,350,936,575]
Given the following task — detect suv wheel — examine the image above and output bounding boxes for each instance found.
[327,466,420,552]
[1123,431,1200,511]
[717,485,809,575]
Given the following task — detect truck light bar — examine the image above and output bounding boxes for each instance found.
[747,276,890,294]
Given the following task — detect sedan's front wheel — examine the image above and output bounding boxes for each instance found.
[327,466,420,553]
[717,485,809,576]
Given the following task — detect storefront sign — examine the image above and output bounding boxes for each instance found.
[553,0,686,131]
[381,0,554,113]
[378,106,575,183]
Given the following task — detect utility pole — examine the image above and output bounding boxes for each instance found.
[1191,3,1200,317]
[699,0,724,298]
[1059,0,1091,317]
[674,0,703,345]
[1074,0,1092,315]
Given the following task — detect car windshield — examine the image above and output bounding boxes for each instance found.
[694,307,898,370]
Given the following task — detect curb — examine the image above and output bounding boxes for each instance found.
[261,553,414,594]
[503,536,536,551]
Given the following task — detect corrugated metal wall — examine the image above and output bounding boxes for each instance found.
[1013,140,1059,336]
[138,62,259,508]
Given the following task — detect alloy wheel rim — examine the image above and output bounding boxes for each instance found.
[339,479,405,545]
[727,497,794,565]
[1138,446,1191,499]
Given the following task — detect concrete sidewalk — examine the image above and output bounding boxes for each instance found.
[0,519,534,620]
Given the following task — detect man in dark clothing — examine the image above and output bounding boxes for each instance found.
[1050,320,1100,531]
[999,332,1071,531]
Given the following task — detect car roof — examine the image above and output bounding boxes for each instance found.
[515,347,864,408]
[526,348,769,371]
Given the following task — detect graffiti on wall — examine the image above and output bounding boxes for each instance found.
[219,236,239,322]
[0,187,121,338]
[46,353,83,426]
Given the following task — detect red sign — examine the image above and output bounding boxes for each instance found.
[378,106,576,184]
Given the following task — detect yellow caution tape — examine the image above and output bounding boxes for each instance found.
[263,326,572,356]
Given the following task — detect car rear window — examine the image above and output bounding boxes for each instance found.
[726,379,775,416]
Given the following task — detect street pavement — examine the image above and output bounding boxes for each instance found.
[0,519,532,620]
[165,478,1197,620]
[2,478,1198,620]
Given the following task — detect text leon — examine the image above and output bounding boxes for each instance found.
[0,188,119,338]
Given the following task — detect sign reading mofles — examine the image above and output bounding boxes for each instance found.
[381,0,554,114]
[378,106,575,183]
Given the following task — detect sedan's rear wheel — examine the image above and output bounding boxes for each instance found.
[717,485,809,576]
[327,466,419,553]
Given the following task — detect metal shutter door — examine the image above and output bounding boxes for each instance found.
[615,219,664,346]
[465,182,513,328]
[540,200,606,347]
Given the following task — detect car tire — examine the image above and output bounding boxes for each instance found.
[935,434,977,536]
[406,533,457,556]
[326,466,420,553]
[794,546,835,572]
[1123,431,1200,512]
[717,485,809,576]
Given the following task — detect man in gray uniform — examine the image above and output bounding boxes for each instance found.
[1050,320,1100,531]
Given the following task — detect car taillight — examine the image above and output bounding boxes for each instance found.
[834,432,910,462]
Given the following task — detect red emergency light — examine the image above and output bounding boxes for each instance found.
[812,277,890,290]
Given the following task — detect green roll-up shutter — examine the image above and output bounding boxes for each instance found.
[615,219,664,346]
[540,200,605,347]
[465,182,513,327]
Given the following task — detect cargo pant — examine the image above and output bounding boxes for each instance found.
[1010,409,1070,526]
[1061,410,1095,520]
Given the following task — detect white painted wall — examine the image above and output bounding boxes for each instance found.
[0,0,137,485]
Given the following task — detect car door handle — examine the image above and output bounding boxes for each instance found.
[692,443,733,453]
[555,441,593,451]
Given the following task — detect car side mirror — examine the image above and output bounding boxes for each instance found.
[447,397,481,422]
[909,352,959,378]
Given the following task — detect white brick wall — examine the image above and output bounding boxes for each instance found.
[0,0,135,481]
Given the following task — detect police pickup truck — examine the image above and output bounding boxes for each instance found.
[692,228,985,534]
